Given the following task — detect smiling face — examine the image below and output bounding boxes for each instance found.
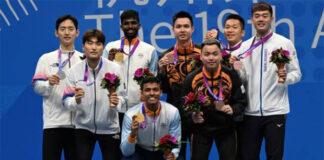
[201,44,222,73]
[120,18,141,40]
[224,19,245,46]
[172,17,194,43]
[83,37,104,62]
[141,82,162,108]
[55,19,79,47]
[251,10,273,37]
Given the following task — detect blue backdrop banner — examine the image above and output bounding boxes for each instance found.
[1,0,323,159]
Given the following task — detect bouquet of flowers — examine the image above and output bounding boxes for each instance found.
[189,54,202,69]
[133,68,154,85]
[183,92,206,112]
[155,134,179,153]
[270,48,291,83]
[101,73,121,94]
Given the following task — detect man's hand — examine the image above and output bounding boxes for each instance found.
[108,48,119,61]
[48,74,60,85]
[204,29,218,39]
[75,87,85,104]
[108,92,119,108]
[158,56,169,73]
[130,115,140,138]
[192,111,204,124]
[277,69,287,82]
[163,149,176,160]
[217,104,233,115]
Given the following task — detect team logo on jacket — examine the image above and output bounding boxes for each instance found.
[138,53,144,58]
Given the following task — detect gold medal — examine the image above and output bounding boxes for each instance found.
[115,52,124,62]
[135,113,145,123]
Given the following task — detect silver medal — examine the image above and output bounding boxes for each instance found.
[57,71,66,80]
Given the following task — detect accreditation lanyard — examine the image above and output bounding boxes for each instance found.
[83,58,103,86]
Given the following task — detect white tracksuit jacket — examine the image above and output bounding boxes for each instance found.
[32,49,83,129]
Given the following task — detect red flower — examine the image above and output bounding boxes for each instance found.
[104,73,117,83]
[194,54,201,60]
[159,134,172,144]
[188,92,195,102]
[144,68,149,73]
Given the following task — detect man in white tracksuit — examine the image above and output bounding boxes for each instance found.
[103,10,158,126]
[32,14,83,160]
[234,2,302,160]
[121,76,181,160]
[62,29,126,160]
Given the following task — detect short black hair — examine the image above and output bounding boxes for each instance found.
[82,29,105,45]
[172,11,193,26]
[120,10,140,23]
[140,76,161,91]
[225,14,245,30]
[252,1,273,17]
[201,39,221,50]
[56,14,78,30]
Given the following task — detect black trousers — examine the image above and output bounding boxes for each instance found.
[191,128,237,160]
[75,129,122,160]
[42,128,76,160]
[179,124,191,160]
[238,115,286,160]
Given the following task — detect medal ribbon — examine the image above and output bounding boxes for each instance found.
[83,58,103,86]
[237,32,273,59]
[202,68,223,102]
[140,102,161,129]
[120,37,140,57]
[58,49,75,72]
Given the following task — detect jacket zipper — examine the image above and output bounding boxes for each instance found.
[259,41,264,116]
[126,43,131,111]
[153,111,156,151]
[93,69,98,133]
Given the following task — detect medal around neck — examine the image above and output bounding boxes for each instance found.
[115,52,124,62]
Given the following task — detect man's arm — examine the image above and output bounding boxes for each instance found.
[120,114,137,157]
[32,55,54,97]
[285,41,302,85]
